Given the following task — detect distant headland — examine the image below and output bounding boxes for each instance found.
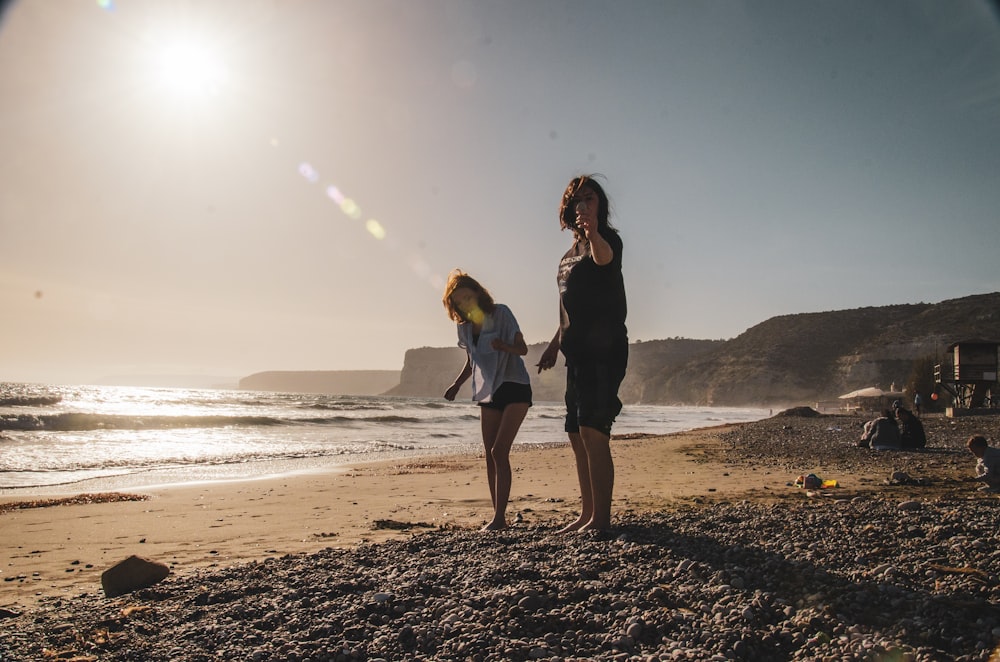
[237,292,1000,408]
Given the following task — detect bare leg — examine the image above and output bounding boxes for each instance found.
[557,432,594,533]
[578,425,614,531]
[480,403,529,530]
[480,409,502,509]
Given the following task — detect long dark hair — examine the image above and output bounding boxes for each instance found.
[559,174,616,239]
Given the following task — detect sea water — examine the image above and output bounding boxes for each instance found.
[0,383,770,494]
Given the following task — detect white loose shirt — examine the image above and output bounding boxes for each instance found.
[456,304,531,402]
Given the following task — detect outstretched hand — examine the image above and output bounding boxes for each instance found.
[536,343,559,374]
[574,200,596,239]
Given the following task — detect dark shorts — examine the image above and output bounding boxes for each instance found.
[564,356,627,437]
[479,381,533,411]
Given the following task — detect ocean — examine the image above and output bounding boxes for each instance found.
[0,383,771,494]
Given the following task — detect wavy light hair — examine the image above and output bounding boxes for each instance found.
[442,270,496,324]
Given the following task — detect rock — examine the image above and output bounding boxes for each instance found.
[100,555,170,598]
[890,471,911,484]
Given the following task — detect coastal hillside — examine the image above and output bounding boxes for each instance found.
[386,292,1000,406]
[644,292,1000,406]
[238,293,999,406]
[382,339,722,403]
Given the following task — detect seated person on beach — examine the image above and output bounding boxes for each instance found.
[858,409,900,450]
[896,407,926,449]
[967,435,1000,492]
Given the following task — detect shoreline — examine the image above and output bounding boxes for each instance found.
[0,414,994,603]
[0,425,780,606]
[3,413,1000,660]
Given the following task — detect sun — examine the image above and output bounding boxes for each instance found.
[155,38,228,100]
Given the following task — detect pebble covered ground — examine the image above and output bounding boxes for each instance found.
[2,411,1000,661]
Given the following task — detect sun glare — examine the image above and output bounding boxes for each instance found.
[156,39,228,100]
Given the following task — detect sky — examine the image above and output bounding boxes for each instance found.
[1,0,999,386]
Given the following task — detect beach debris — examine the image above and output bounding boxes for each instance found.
[371,519,434,531]
[121,604,152,617]
[794,474,838,489]
[927,564,995,583]
[887,471,931,486]
[41,650,97,661]
[0,492,149,515]
[100,555,170,598]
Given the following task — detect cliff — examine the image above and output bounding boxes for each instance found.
[386,292,1000,406]
[645,292,1000,406]
[383,345,569,402]
[237,293,1000,406]
[239,370,400,395]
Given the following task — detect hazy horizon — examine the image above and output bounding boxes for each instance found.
[3,1,999,386]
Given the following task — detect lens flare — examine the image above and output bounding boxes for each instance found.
[293,157,443,289]
[365,219,386,240]
[325,186,345,204]
[298,162,319,183]
[462,306,485,325]
[340,198,361,219]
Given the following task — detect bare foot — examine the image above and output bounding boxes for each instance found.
[481,520,507,531]
[556,517,588,534]
[578,520,610,533]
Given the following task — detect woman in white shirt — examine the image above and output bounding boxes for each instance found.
[443,270,533,530]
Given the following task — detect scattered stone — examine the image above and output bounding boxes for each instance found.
[891,470,912,483]
[3,415,1000,661]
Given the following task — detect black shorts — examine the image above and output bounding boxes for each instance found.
[564,356,626,437]
[479,381,533,411]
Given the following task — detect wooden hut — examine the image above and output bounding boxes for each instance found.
[934,339,999,415]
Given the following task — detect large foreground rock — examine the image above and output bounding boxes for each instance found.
[100,555,170,598]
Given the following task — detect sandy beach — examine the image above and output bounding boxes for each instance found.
[1,427,791,606]
[3,411,1000,660]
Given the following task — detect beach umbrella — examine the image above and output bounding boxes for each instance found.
[838,386,886,399]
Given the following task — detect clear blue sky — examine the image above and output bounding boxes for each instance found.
[2,0,999,385]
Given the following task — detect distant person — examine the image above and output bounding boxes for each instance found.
[442,270,532,530]
[896,407,926,449]
[859,409,900,450]
[536,174,627,533]
[913,392,923,417]
[967,435,1000,493]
